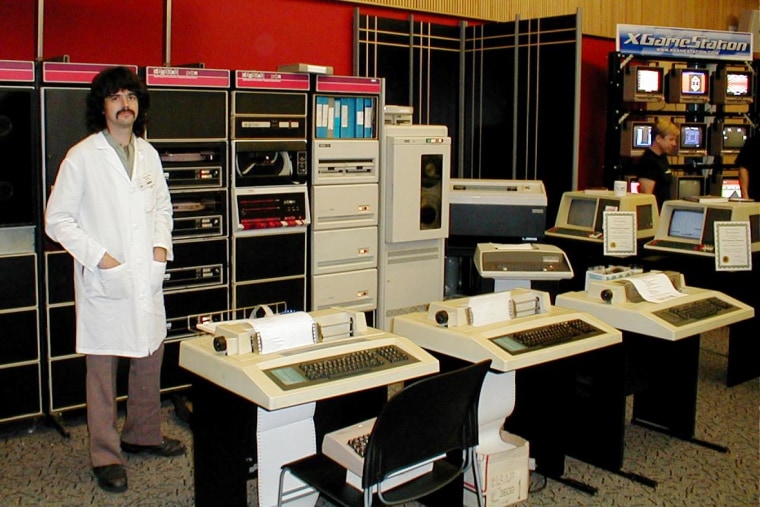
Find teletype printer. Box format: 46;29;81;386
393;289;624;493
180;307;438;507
555;270;754;340
392;288;621;372
179;307;438;410
555;269;754;458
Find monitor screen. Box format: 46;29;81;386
681;69;709;96
710;123;751;155
637;67;663;94
566;198;596;228
668;208;704;240
678;177;703;199
712;68;754;104
679;123;707;154
721;178;741;198
668;68;710;103
621;121;655;157
725;71;752;97
624;66;664;102
723;125;749;150
632;123;654;149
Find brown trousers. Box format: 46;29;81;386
86;343;164;467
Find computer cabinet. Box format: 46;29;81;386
605;52;759;197
144;67;233;393
39;65;233;416
309;75;383;313
0;62;41;424
0;251;42;423
229;71;312;313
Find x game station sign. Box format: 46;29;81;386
617;24;753;61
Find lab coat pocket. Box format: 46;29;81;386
97;263;130;300
150;260;167;295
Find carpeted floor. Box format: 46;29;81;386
0;329;756;506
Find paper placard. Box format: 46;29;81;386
714;221;752;271
603;211;637;257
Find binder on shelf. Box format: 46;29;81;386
316;96;329;138
333;97;342;138
355;97;365;139
327;97;336;138
340;98;353;138
363;97;374;138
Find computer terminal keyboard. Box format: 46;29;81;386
653;297;738;326
646;239;710;252
264;345;417;390
347;433;371;458
491;318;604;355
548;227;600;238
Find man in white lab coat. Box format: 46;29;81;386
45;66;184;494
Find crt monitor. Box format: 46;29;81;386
674;175;704;199
546;190;659;241
566;197;597;229
709;124;751;155
668;207;705;241
720;177;742;198
620;121;654;157
678;123;708;156
667;68;710;104
647;200;759;254
623;66;664;102
711;68;754;105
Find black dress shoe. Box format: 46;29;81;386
121;437;186;457
93;464;127;493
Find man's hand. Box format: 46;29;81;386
153;247;167;262
98;252;121;269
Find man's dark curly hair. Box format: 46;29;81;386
86;66;150;136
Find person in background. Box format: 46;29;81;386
636;118;679;208
44;66;184;494
735;131;759;200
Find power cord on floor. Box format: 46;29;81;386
528;470;548;494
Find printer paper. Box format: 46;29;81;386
251;311;317;353
478;370;516;438
469;292;513;327
626;273;685;303
257;403;318;507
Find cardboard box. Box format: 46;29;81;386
463;431;529;507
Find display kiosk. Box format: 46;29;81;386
556;270;753;447
641;198;760;386
180;307;438;507
393;289;635;493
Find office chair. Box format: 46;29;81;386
276;359;491;507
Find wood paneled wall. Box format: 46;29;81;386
339;0;758;37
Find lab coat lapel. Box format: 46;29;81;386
95;131;133;181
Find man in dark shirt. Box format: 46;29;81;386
735;132;759;201
636;119;679;208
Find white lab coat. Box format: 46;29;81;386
45;132;173;358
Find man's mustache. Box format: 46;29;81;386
117;108;136;117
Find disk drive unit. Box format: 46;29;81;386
383;125;451;243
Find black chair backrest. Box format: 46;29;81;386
362;359;491;488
